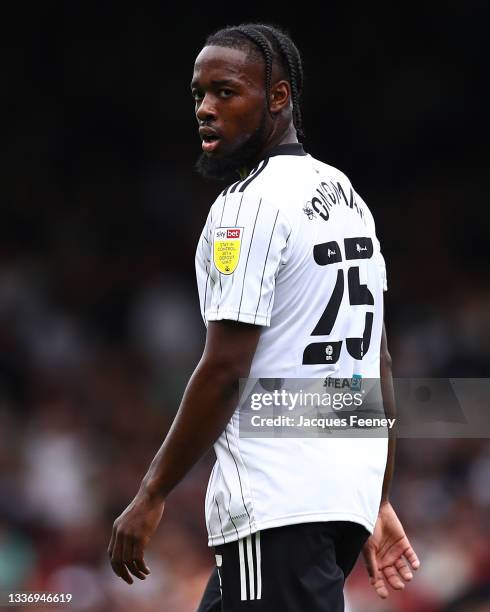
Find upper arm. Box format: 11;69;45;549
201;320;262;380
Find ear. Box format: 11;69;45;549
269;80;291;114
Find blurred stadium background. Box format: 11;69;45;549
2;3;489;611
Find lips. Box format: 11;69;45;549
199;126;221;153
202;138;220;153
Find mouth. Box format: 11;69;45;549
201;133;221;153
199;127;222;154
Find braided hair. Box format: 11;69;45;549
205;23;305;141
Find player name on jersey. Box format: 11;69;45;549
303;179;364;222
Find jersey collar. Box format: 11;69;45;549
237;143;307;180
263;143;307;159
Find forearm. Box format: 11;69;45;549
139;361;241;500
381;424;396;504
380;323;396;504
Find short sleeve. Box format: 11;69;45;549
206;197;292;326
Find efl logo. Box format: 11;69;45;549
227;229;241;239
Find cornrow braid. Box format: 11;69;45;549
205;23;305;141
233;26;274;120
254;25;304;141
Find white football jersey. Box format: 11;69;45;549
195;144;388;546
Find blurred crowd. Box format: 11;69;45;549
1;176;489;611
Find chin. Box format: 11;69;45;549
195;151;243;182
195;120;267;182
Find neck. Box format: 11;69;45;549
238;123;298;178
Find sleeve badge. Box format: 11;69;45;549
213;227;242;274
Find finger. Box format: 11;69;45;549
382;565;405;590
404;545;420;571
112;531;133;585
395;557;413;582
133;539;151;575
122;532;133;566
128;560;148;580
111;559;134;585
372;577;389;599
126;538;148;580
362;543;377;581
363;544;388;599
122;534;145;581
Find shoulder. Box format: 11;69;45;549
206;158;290;224
215;155;306;221
307;155;355;189
306;155;380;230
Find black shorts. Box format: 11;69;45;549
197;521;370;612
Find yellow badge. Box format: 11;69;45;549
213;227;242;274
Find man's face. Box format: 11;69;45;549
191;45;269;180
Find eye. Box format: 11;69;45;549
192;90;203;102
219;88;234;99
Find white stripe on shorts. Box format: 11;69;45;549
255;531;262;600
238;538;247;601
246;535;255;600
237;533;262;601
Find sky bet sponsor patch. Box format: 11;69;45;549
213;227;242;274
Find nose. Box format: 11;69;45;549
196;93;217;122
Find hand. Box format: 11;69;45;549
362;501;420;599
108;490;165;584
